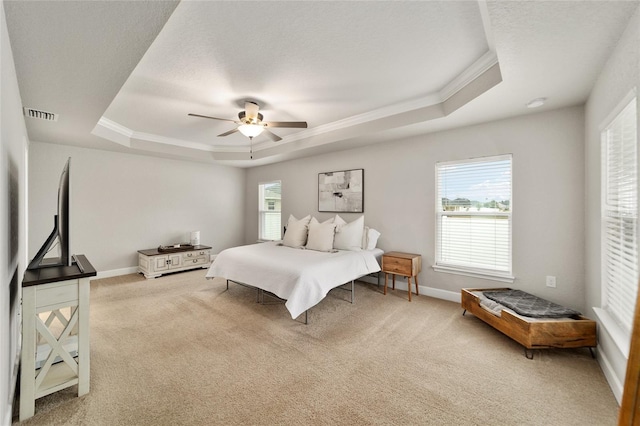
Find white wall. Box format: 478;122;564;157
0;2;29;423
28;142;245;274
584;6;640;403
246;106;586;310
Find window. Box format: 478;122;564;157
434;154;513;281
259;181;281;241
601;95;638;335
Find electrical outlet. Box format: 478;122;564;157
546;276;556;288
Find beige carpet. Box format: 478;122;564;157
15;269;619;425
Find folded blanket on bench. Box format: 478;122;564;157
483;289;581;318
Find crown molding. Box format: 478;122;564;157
439;51;498;103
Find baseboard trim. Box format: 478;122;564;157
420;286;461;303
95;266;138;279
597;347;623;404
358;274;460;303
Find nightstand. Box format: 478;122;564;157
382;252;422;301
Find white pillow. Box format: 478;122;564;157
366;228;381;250
333;215;364;251
282;215;311;248
310;216;334;225
287;214;310;226
362;226;370;249
334;215;347;230
306;221;337;252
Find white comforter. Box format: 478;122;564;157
206;242;381;318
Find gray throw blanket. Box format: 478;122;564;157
482;289;581;318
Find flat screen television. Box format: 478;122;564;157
27;157;72;270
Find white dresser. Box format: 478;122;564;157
138;245;212;279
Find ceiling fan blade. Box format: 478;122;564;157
218;128;239;137
245;101;260;122
264;121;308;128
188;113;237;123
263;129;282;142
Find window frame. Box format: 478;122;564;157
596;89;638;353
258;180;282;241
433;154;514;283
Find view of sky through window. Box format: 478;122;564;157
438;158;511;212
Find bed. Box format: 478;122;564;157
206;241;382;320
461;288;597;358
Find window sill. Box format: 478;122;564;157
432;265;515;283
593;307;630;359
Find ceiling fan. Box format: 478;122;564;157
188;101;307;142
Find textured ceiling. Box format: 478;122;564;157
5;1;639;167
104;1;488;145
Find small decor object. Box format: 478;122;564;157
190;231;200;245
318;169;364;212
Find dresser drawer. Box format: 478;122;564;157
183;250;210;261
183;256;208;266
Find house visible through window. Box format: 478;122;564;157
259;181;281;240
434;154;513;281
601;94;638;336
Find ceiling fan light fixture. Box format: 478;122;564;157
238;123;264;138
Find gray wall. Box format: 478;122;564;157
1;2;29;422
245;106;586;310
584;6;640;403
28;142;246;273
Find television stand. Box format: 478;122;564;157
138;245;212;279
20;255;96;421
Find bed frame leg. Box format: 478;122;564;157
226;279;229;291
524;348;534;360
462;309;466;316
305;310;308;325
589;347;595;359
351;280;355;304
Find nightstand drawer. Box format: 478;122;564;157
382;252;422;277
383;257;413;276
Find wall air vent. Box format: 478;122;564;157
23;107;58;122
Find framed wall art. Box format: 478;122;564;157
318;168;364;213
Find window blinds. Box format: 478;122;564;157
259;181;282;241
436;155;512;275
602;97;638;334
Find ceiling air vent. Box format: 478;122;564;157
23;107;58;122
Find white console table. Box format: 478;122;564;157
138;245;211;279
20;255;96;421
